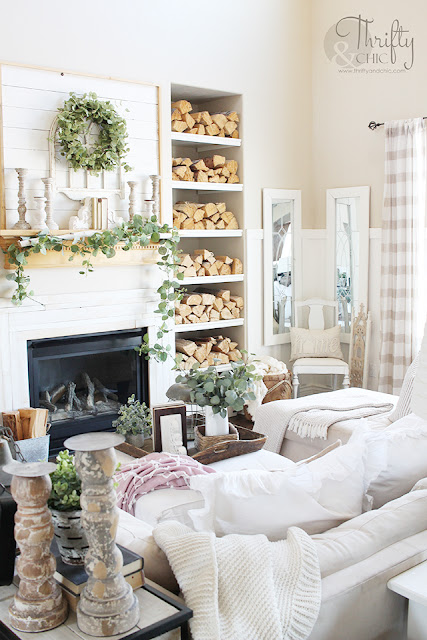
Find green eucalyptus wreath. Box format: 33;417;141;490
56;92;132;174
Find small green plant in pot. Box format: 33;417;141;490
113;394;152;448
176;360;259;437
48;450;88;565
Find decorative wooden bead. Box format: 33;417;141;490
64;432;139;637
3;461;68;633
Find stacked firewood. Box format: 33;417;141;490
178;249;243;278
172;155;239;184
171;100;239;138
175;289;243;325
176;335;243;370
2;408;48;440
173;201;238;231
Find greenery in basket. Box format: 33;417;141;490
48;450;81;512
113;394;153;437
4;215;184;362
175;360;261;418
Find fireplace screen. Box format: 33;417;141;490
28;329;148;453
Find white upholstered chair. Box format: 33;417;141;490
292;299;349;398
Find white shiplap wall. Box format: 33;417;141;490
1;65;159;229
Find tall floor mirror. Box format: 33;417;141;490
263;189;301;345
326;186;370;341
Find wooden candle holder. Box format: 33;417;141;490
3;461;68;632
64;432;139;637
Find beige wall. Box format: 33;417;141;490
311;0;426;228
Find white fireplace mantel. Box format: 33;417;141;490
0;288;175;412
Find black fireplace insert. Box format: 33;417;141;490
27;329;149;454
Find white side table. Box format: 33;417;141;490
388;561;427;640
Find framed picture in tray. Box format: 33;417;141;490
152;402;187;455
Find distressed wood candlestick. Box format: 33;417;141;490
41;177;58;230
3;461;68;632
150;174;160;218
64;432;139;637
13;168;30;230
127;181;138;222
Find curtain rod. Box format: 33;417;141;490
368;117;427;131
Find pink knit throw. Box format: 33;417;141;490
115;452;216;515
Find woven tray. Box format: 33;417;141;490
192;425;267;464
194;424;238;452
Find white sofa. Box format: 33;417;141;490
254;387;398;461
116;440;427;640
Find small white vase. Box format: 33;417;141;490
205;406;229;436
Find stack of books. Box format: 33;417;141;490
52;542;144;611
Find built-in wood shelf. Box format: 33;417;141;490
174;318;244;333
172;181;243;192
171;132;241;148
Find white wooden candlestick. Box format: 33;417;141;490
64;432;139;637
127;181;138;222
149;175;160;219
33;196;48;230
13;168;30;230
41;178;58;230
145;200;154;218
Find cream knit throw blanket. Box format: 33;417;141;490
154;522;321;640
256;398;394;452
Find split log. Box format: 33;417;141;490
210;308;220;321
176;339;197;357
228;349;243;362
204;219;215;229
230;295;244;308
171;108;181;121
200;293;216;305
187;314;200;324
225;300;237;310
215;202;227;214
203;203;218;217
211;113;228;129
177;304;194;318
194;171;209;182
179;253;194;268
173;166;187;179
191;159;208;172
192;111;212;126
212;338;230;354
182;112;195;129
194;249;215;263
228;174;240;184
64;381;82;413
205;123;220;136
172;120;188;133
225;160;238;174
213;297;224;311
196;124;205;135
2;411;23;440
191;305;206;318
220;307;233;320
194;343;207;363
193;209;205;222
172;157;183;167
171;100;192;115
219;263;232;276
181;293;202;306
224;121;237;136
204;155;226;169
231;258;243;274
231;307;241;319
80;373;95;410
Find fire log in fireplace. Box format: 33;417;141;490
28;329;149;454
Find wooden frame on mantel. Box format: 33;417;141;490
0;61;164;246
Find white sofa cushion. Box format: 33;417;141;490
290;325;344;361
313;488;427;578
364;412;427;508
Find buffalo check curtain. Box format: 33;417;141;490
379;118;426;394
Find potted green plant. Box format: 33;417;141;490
48;449;88;565
113;394;152;448
176;361;259;437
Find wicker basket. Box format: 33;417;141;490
244;371;293;420
194;424;239;452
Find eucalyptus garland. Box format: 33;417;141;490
4;216;183;362
56;92;132;174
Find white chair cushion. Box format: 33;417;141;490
290;325;344;361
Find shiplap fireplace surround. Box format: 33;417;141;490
0;288;175;414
